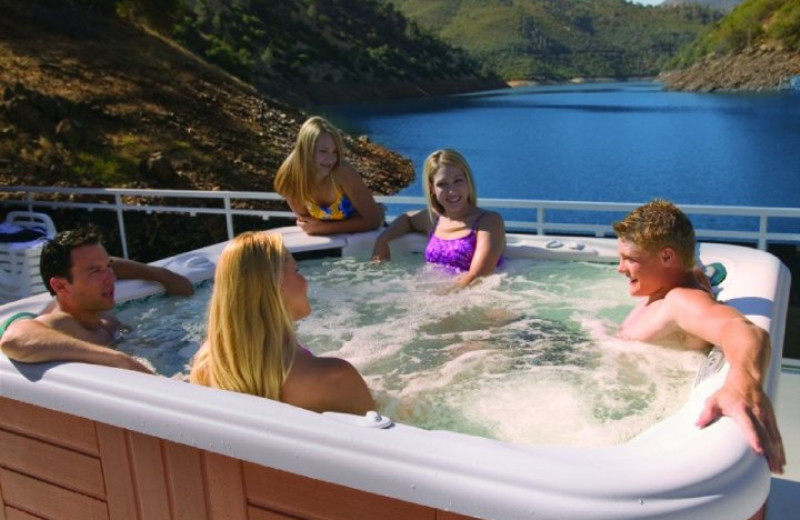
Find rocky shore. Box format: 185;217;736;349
659;48;800;92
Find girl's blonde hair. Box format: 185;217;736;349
190;232;295;400
274;116;345;205
422;149;478;217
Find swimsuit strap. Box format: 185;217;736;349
330;181;343;201
428;214;440;238
431;210;484;238
471;211;486;232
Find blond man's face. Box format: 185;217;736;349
616;239;668;298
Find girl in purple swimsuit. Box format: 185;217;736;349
372;149;506;289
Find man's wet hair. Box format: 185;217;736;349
40;226;103;295
613;199;696;270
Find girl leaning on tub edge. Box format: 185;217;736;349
274;116;384;236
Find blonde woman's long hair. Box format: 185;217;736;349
190;232;296;400
422;149;478;219
274;116;345;205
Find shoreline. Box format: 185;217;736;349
263;78;510;107
506;76;658;88
659;48;800;92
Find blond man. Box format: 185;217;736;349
614;199;784;474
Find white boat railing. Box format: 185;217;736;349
1;185;798;258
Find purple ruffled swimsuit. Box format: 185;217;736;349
424;213;503;272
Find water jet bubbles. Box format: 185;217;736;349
298;253;705;445
116;252;703;446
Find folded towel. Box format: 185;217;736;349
0;224;47;244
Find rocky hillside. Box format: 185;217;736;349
173;0;505;106
0;2;414;260
660;0;800;91
659;47;800;91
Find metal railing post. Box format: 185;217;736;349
537;207;544;235
759;215;768;251
224;197;234;240
115;194;129;259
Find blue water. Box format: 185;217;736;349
322;82;800;217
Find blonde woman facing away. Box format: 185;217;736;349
190;231;374;414
372;149;505;288
274;116;384;235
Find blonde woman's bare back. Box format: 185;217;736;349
281;346;374;415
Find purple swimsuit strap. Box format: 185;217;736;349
430;211;485;237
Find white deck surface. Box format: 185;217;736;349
767;365;800;518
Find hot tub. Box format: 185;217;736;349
0;228;789;520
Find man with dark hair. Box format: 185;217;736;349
0;226;193;373
614;199;785;474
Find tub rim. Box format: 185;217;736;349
0;228;788;520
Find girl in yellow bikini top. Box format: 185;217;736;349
274;116;382;232
305;183;355;221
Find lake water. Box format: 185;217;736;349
322;82;800;212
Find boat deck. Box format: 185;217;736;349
768;363;800;518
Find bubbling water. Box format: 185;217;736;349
300;255;704;447
114;284;210;377
115;254;705;447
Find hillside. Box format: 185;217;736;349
388;0;720;81
0;1;415;259
659;47;800;90
661;0;800;90
172;0;505;106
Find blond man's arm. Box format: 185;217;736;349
667;289;785;474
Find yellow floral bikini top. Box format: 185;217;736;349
306;184;355;220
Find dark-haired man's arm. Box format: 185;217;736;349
0;318;153;373
111;257;194;296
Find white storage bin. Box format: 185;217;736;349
0;212;57;303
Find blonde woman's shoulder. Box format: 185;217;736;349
282;351;372;414
332;160;361;181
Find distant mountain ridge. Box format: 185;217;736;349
663;0;743;12
388;0;721;81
